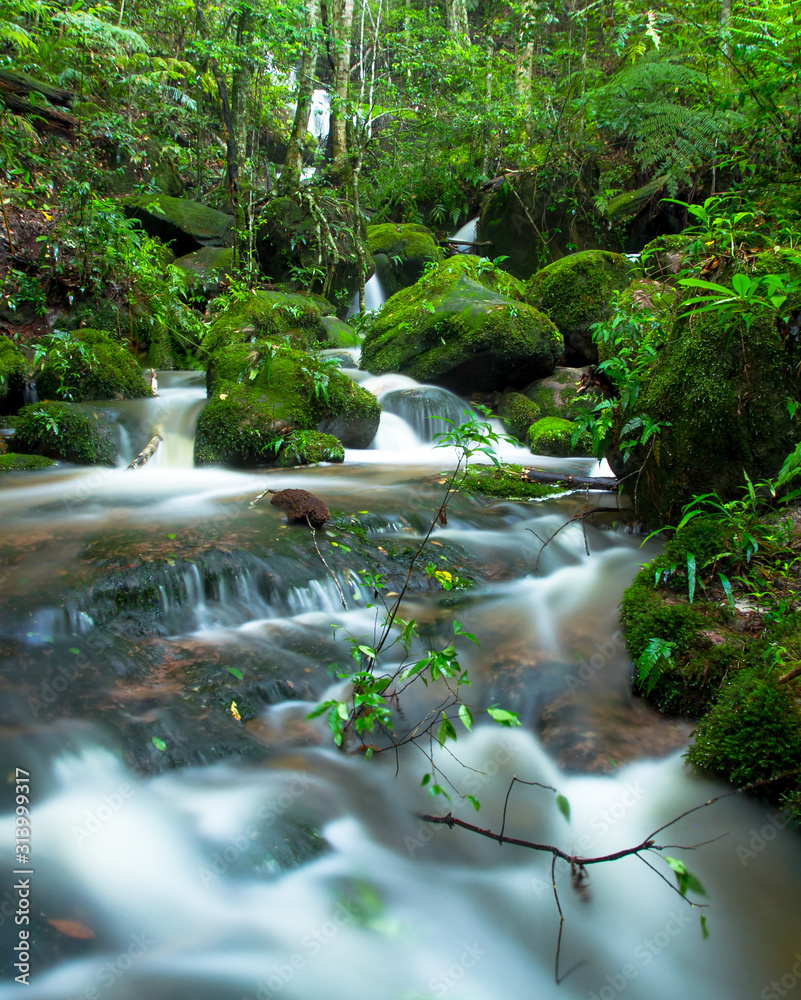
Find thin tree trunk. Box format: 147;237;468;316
330;0;355;179
279;0;321;194
230;7;254;174
209;57;239;211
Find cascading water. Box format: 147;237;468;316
450;217;479;254
1;368;800;1000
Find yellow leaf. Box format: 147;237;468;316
229;701;241;721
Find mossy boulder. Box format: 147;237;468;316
203;292;328;357
11;401;118;466
367;223;443;297
526;251;637;365
0;453;56;472
174;247;235;297
497;391;541;441
255;195;372;306
35;329;153;402
196;344;380;465
618;250;801;527
121;195;234;256
359;255;562;394
275;430;344;467
0;337;30;414
527;416;592;457
640;234;702;280
321;315;360;348
524;367;597;420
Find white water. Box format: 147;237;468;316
0;372;799;1000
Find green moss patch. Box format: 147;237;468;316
203;291;327;356
498;391;540;441
528;416;592;457
11;401;118;466
0;452;56;472
0;337;30;414
367;223;443;297
35;329;153;402
458;463;563;501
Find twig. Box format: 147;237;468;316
530;509;605;573
500;776;557;844
307;518;348;611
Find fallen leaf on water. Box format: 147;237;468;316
47;918;95;939
230;701;241;721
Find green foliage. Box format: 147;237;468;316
34;329;151;402
11;400;118;466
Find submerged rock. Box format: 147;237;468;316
360;255;562;394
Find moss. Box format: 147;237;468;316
527;416;592;457
0;452;56;471
640;234;703;280
627;252;801;527
203;292;327;356
524;367;595;420
686;667;801;788
360;256;562;393
367;223;444;297
35;329;153;402
0;337;30;414
321;315;360;348
276;430;344;467
498;391;541;441
526;251;637;364
458;463;562;501
122;195;234;255
174;247;235;293
11;401;118;466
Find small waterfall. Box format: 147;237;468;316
449;217;479;254
379;386;471;443
346;272;387;318
22;379;38;405
309;89;330;145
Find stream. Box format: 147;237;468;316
1;369;800;1000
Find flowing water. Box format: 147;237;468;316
1;368;800;1000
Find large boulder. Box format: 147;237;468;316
366;223;443;298
614;250;801;527
526;251;636;365
255;195;373;307
195;344;380;466
524;366;597;420
174;247;235;299
121;195;234;256
202;291;328;357
0;337;31;414
11;401;118;466
34;329;152;402
359;255;563;394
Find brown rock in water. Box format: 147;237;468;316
269;489;329;527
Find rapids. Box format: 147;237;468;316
0;370;799;1000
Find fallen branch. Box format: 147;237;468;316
523;468;621;491
778;663;801;685
126;433;162;470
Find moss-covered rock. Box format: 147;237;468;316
526;251;637;365
0;337;30;415
11;401;118;466
359;255;562;394
255;195;372;306
275;430;344;467
497;391;540;441
35;329;153;402
619;250;801;527
458;463;563;501
121;195;234;256
527;416;592;457
321;315;360;348
524;367;597;420
0;452;56;472
196;344;380;465
203;292;328;356
367;223;443;297
174;247;235;297
640;234;702;280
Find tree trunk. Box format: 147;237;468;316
230;7;254;174
330;0;354;179
279;0;321;195
209;57;239;210
445;0;469;46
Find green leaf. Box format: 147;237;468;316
69;647;80;655
151;737;166;752
454;621;480;645
664;856;707;897
700;915;709;940
458;704;473;731
719;573;735;612
437;712;458;744
227;667;243;680
358;644;376;658
687;551;696;603
420;773;431;786
487;706;521;727
466;794;480;811
556;793;571;823
364;747;373;761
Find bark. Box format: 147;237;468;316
330;0;354;179
209;57;239;208
279;0;321;195
230;6;254;173
126;434;163;470
445;0;469;46
522;469;621;491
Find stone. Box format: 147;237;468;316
269;488;329;527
